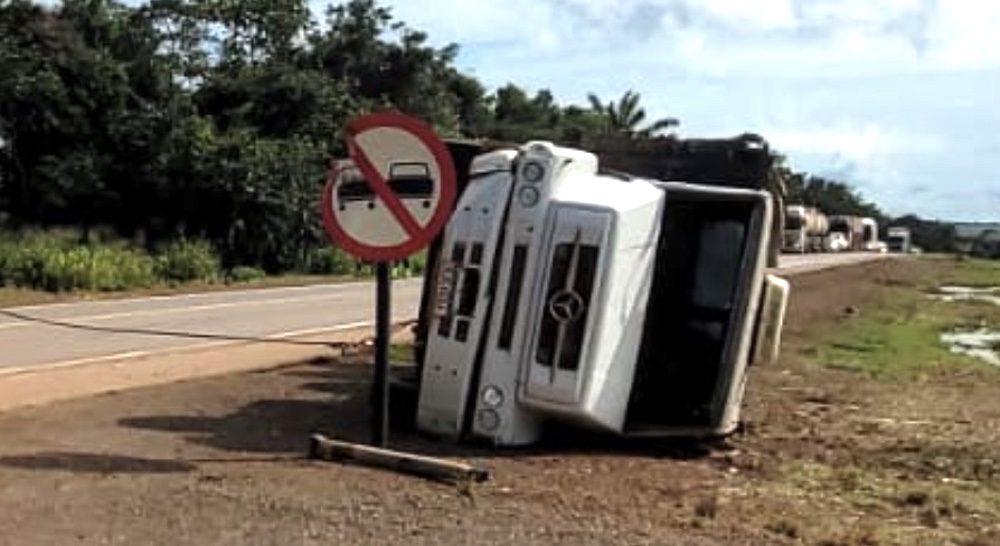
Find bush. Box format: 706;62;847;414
408;251;427;275
227;266;267;283
154;239;221;283
0;232;157;292
307;246;356;275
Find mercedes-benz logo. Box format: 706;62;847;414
547;289;585;323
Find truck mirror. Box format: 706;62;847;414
750;274;790;367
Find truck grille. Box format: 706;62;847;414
497;245;527;350
534;229;599;380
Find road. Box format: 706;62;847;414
774;250;890;273
0;252;889;371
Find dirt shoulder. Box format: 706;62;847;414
0;258;998;546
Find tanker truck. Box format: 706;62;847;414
409;137;790;448
826;215;882;252
783;205;829;253
860;217;881;251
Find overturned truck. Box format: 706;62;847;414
406;135;791;447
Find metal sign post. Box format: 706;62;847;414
373;261;391;446
320;111;457;446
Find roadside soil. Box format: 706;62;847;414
0;258;998;546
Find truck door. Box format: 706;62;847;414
623;183;784;438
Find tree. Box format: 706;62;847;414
0;0;896;274
586;90;679;138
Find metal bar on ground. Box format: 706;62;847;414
308;433;490;485
373;262;391;447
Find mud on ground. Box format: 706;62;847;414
0;258;998;546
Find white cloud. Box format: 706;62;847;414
386;0;1000;76
696;0;799;30
767;124;944;158
762;124;944;206
322;0;1000;220
377;0;550;46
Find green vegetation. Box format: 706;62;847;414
389;343;414;363
766;458;1000;546
937;257;1000;287
0;0;919;299
807;258;1000;380
0;228;395;307
813;291;971;379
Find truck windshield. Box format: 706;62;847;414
784;216;803;230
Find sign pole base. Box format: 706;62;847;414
372;261;392;447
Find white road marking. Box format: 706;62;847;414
4;278;420;313
0;293;359;331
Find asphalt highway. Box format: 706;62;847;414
0;252;889;371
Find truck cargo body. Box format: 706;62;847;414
886;226;912;253
860;217;880;250
783;205;829;253
824;214;882;252
829;215;864;251
416;141;790;447
580;133;785;269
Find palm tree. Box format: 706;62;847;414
586;90;679;138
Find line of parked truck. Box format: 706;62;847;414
782;204;912;254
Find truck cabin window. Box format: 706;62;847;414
626;197;755;430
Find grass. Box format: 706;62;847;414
764;458;1000;546
0;272;365;309
735;256;1000;546
929;255;1000;288
805;257;1000;380
0;228;428;308
389;344;415;363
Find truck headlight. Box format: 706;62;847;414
480;385;504;408
517;186;540;207
521;160;545;183
476;408;501;431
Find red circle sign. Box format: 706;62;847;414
321;112;458;262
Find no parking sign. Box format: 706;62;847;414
321;112;458;262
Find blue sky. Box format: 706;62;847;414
370;0;999;222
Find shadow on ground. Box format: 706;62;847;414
0;452;196;474
117;356;721;463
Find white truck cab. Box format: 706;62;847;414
415;140;790;447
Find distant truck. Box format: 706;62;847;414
886;226;912;253
783;205;829;253
825;231;849;252
410;139;790;447
828;215;880;251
